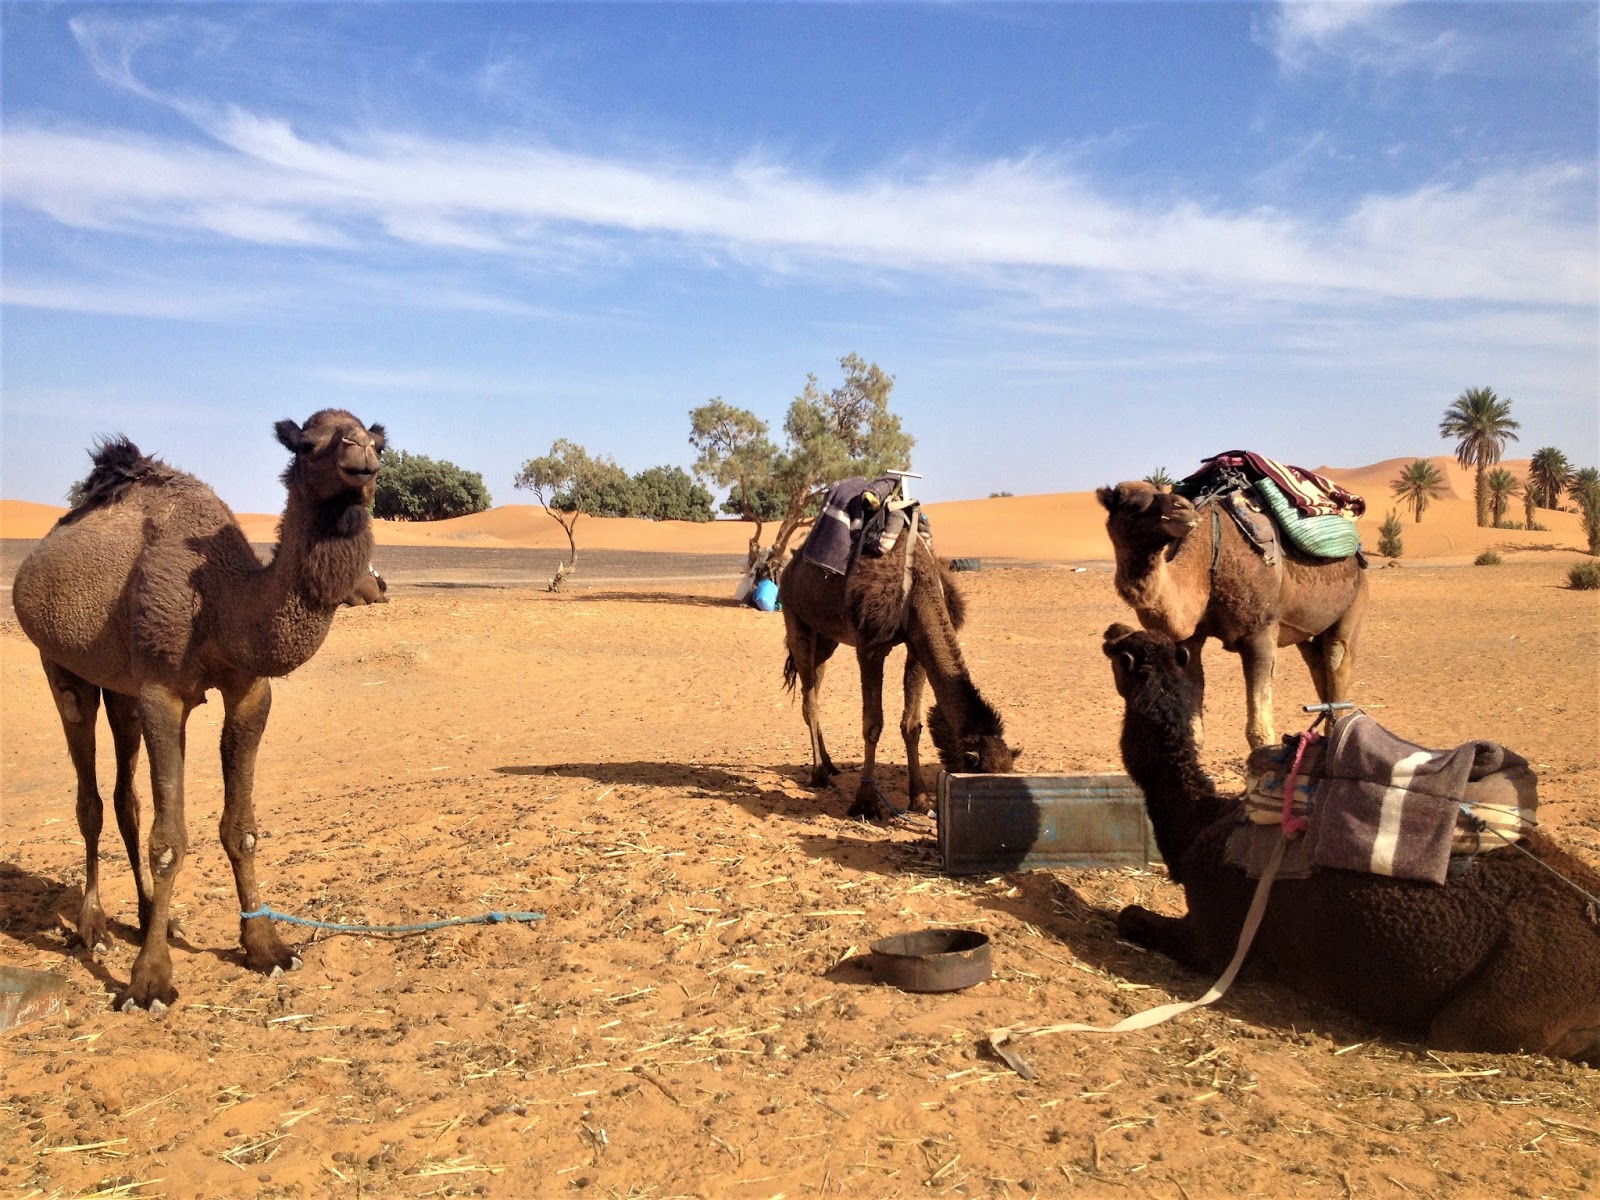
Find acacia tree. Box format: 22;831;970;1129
1389;459;1447;524
1528;446;1572;509
1485;468;1522;527
512;439;629;591
691;354;914;570
688;400;781;562
1439;386;1520;527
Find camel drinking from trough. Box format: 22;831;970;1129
11;410;386;1012
1102;623;1600;1063
779;503;1016;822
1099;479;1368;749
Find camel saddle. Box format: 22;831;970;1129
800;476;927;577
1225;711;1538;885
1178;450;1365;562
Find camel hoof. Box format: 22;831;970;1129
148;999;167;1017
92;940;109;960
289;955;303;973
120;996;138;1014
848;781;905;824
270;965;284;979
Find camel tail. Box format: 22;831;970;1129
59;436;175;526
783;652;799;694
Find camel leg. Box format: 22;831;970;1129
122;683;193;1012
791;628;842;787
901;653;932;814
1320;582;1366;703
1238;630;1278;750
102;690;152;939
217;677;299;977
849;645;899;822
1179;634;1208;750
41;660;110;957
1115;906;1223;976
1427;938;1600;1065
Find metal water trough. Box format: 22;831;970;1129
0;965;70;1033
936;773;1161;875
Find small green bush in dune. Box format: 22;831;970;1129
1567;562;1600;590
1474;549;1502;566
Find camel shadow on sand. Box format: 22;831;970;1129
0;860;272;996
573;589;739;609
960;865;1382;1047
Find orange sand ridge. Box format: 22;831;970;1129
1;456;1587;563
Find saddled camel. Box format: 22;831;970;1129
1098;480;1368;749
779;522;1016;821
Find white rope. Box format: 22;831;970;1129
990;835;1286;1057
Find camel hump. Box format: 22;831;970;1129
59;436;183;526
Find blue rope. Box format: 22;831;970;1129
240;905;544;936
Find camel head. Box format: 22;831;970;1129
1097;481;1199;550
1102;623;1196;710
928;700;1019;775
276;410;387;535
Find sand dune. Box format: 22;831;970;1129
2;456;1587;563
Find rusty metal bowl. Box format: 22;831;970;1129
868;928;992;993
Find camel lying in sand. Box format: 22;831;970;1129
1103;622;1600;1064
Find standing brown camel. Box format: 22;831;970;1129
1098;480;1368;749
11;411;385;1012
1103;623;1600;1063
779;527;1016;821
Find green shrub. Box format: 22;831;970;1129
1567;561;1600;590
374;448;492;521
1474;549;1502;566
1376;510;1403;558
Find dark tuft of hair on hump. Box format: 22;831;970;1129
58;435;171;526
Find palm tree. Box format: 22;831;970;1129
1439;387;1520;527
1571;467;1600;555
1485;468;1521;527
1390;459;1447;524
1144;467;1175;489
1528;446;1572;509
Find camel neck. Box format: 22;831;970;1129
1120;696;1230;881
222;487;372;678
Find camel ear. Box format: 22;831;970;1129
275;419;312;455
1095;486;1118;513
368;423;388;453
1173;645;1189;669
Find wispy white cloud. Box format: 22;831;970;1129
4;114;1591;311
1261;1;1471;76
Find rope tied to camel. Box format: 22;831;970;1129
239;905;545;936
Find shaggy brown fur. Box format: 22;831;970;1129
1103;622;1600;1065
343;568;389;606
1099;480;1369;749
779;525;1015;821
12;411;385;1012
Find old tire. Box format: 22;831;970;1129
948;557;982;572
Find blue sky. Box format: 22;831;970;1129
3;1;1596;514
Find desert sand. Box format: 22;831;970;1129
2;456;1598;1200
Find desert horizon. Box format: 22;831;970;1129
2;452;1590;567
